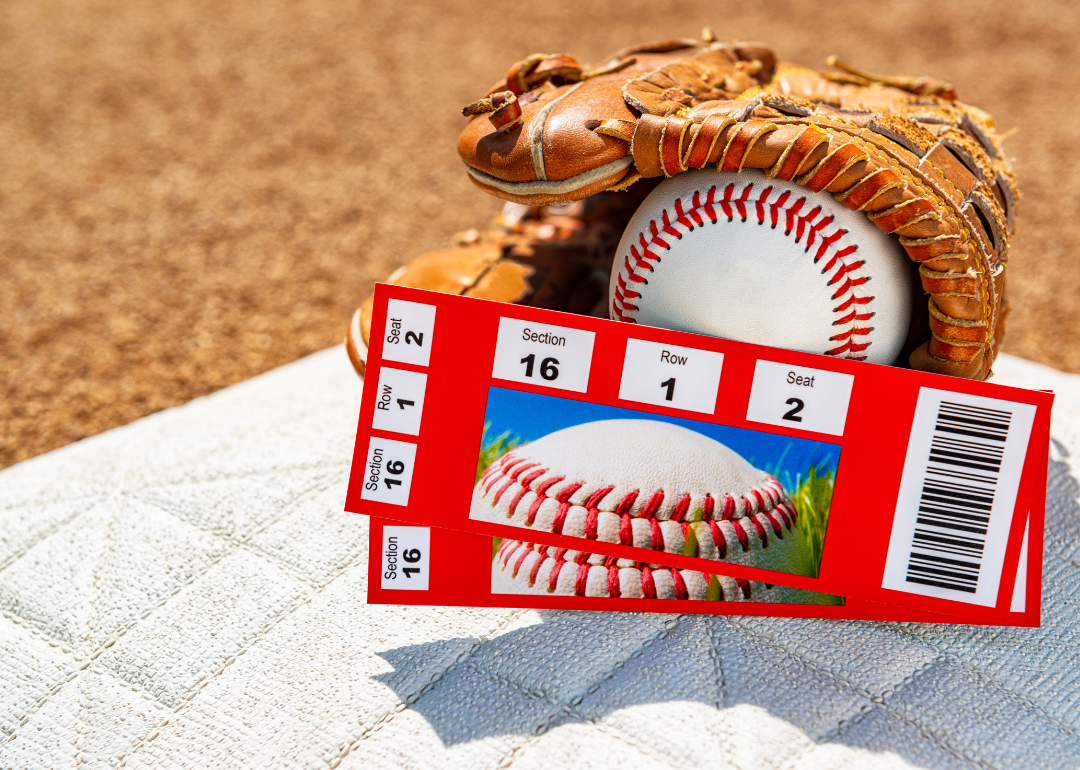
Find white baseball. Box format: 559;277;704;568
490;540;835;605
610;168;914;365
471;418;810;576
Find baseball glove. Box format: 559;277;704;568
347;31;1014;380
346;185;656;377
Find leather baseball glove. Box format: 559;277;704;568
347;31;1014;380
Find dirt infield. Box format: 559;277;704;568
2;0;1078;470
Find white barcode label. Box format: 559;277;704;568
1010;518;1030;613
882;388;1036;606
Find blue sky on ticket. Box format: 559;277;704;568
482;387;840;485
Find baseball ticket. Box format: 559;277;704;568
364;517;1039;625
346;284;1052;625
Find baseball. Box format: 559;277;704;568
610;168;915;365
490;539;834;604
471;418;810;576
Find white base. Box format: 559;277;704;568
1;349;1079;768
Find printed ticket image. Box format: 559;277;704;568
472;387;841;579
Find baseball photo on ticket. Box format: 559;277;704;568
346;284;1052;625
365;518;1040;625
473;387;838;580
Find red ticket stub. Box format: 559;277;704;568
364;518;1039;624
346;284;1052;625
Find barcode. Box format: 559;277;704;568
882;389;1036;606
903;402;1011;593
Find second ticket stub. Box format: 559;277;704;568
346;284;1052;625
365;518;1039;625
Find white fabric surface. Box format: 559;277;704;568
1;347;1078;769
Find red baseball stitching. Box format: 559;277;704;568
487;452;787;520
611;181;877;360
495;540;781;601
480;451;799;558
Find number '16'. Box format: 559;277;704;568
520;354;560;381
384;460;405;488
402;548;421;578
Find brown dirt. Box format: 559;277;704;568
2;0;1078;470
